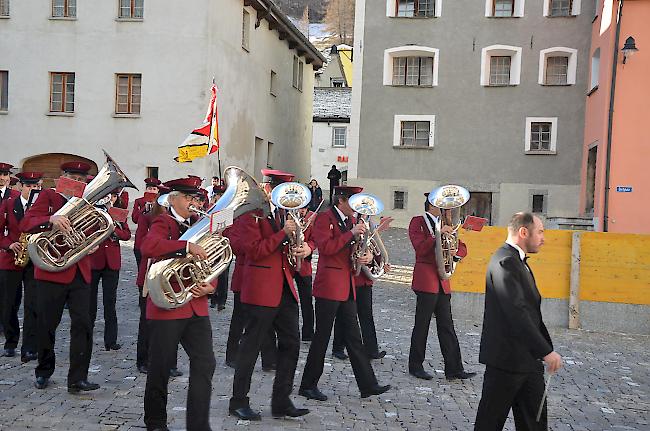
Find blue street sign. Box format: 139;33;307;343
616;186;633;193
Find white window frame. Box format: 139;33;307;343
538;47;578;85
386;0;442;17
332;126;347;148
384;46;440;87
543;0;581;17
590;48;600;92
393;114;435;148
525;117;558;154
485;0;526;17
481;45;522;86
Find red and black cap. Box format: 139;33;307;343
214;184;227;194
163;176;202;195
197;188;208;200
157;184;171;195
0;162;14;174
9;177;19;186
61;161;92;175
144;177;162;187
16;172;43;185
261;168;295;185
334;185;363;197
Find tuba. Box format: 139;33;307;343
146;166;270;309
428;185;470;280
270;182;311;272
28;151;136;272
349;193;389;281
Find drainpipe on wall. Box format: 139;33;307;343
603;0;624;232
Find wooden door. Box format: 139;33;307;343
22;153;98;189
461;192;493;225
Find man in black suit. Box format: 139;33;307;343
474;212;562;431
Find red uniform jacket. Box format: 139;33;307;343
115;190;129;209
223;224;245;293
409;215;467;294
312;208;357;301
141;212;209;320
0;195;28;271
19;188;92;284
131;196;148;225
296;211;317;278
1;188;20;201
232;209;298;307
90;221;131;271
354;270;373;288
134;209;153;251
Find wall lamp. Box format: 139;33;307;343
621;36;639;64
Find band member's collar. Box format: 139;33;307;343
333;205;347;222
169;206;189;224
505;240;527;261
20;195;29;208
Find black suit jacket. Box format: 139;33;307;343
479;244;553;373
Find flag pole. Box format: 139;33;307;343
207;78;223;182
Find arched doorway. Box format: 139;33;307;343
22;153;99;189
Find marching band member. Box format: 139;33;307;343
0;163;19;200
89;192;131;351
407;193;475;381
0;171;41;360
293;205;317;342
228;169;308;421
141;177;216;431
131;177;161;226
299;186;391;401
20;161;100;393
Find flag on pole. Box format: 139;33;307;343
176;84;220;163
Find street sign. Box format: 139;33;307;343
616;186;633;193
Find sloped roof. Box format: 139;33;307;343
313;87;351;121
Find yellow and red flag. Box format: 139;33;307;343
176;84;220;163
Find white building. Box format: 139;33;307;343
0;0;324;190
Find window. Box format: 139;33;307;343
0;0;9;16
50;72;75;113
388;0;441;17
292;56;303;91
332;127;347;147
146;166;159;179
115;73;141;115
267;142;274;168
585;145;597;214
393;115;435;148
481;45;522;86
485;0;525;17
590;48;600;91
242;9;250;50
384;46;440;87
532;194;545;213
0;71;7;111
270;70;277;96
298;61;304;91
549;0;572;16
393;191;406;210
118;0;143;19
525;117;558;154
539;47;578;86
52;0;76;17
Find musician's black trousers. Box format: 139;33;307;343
144;314;216;431
211;264;230;306
474;366;547;431
35;272;93;385
332;284;380;357
225;292;277;367
136;285;148;367
300;295;378;393
294;274;314;340
134;248;142;269
89;268;119;347
229;286;298;411
408;291;464;376
0;267;35;352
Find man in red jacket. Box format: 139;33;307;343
89;192;131;351
0;162;20;201
407;193;475;381
140;176;216;431
299;186;391;401
228;169;309;421
131;177;161;270
0;171;42;360
20;161;100;393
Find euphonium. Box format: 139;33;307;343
146;166;270;309
13;233;32;268
270;182;311;272
349;193;388;280
28;151;136;272
427;185;470;280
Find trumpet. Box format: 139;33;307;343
270;182;312;272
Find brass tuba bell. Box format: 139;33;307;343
349;193;389;281
270;182;312;272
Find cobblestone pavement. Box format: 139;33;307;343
0;228;648;430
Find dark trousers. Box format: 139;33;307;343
229;287;299;411
136;285;148;367
89;267;119;347
0;268;29;350
144;315;216;431
294;274;314;340
332;285;380;357
301;296;378;392
225;292;277;367
134;248;142;269
474;366;548;431
21;266;38;354
408;291;464;376
210;264;230;307
35;272;93;385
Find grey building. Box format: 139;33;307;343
350;0;594;227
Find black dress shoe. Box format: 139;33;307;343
370;351;387;360
301;336;313;343
105;343;122;351
332;350;348;360
169;368;183;377
272;405;310;418
21;352;37;363
35;377;49;389
360;384;391;398
262;363;276;372
149;427;170;431
217;304;226;311
68;380;100;393
3;348;16;357
409;369;434;380
225;360;236;369
446;371;477;380
137;364;148;374
209;302;217;309
298;387;328;401
229;406;261;421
